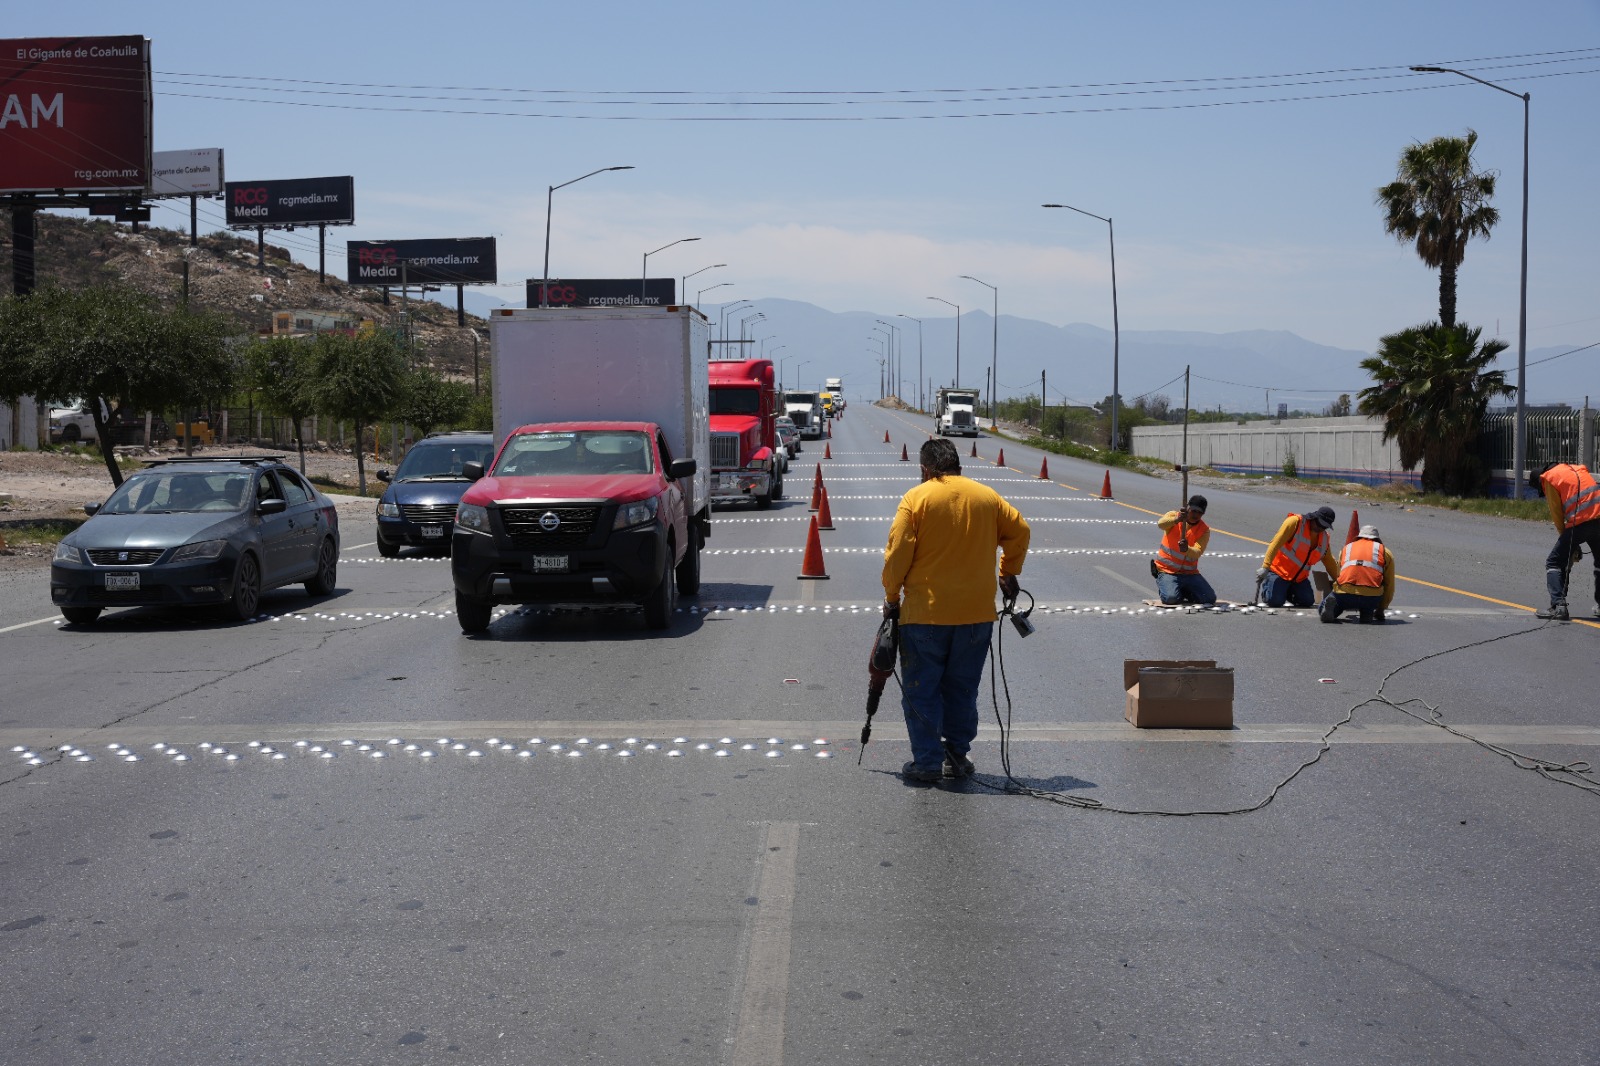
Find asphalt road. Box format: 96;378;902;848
2;404;1598;1066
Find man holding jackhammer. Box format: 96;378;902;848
1256;506;1339;608
1530;461;1600;621
1153;495;1217;605
882;437;1031;784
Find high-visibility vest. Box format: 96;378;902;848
1338;538;1387;589
1544;464;1600;528
1268;513;1328;582
1156;516;1208;575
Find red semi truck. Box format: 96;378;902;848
708;357;784;509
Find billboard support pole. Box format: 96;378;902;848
257;227;265;270
318;224;326;285
10;202;35;298
189;196;198;248
456;284;465;328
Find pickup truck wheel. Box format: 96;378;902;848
60;606;101;625
643;556;675;630
456;591;493;634
61;423;81;443
675;529;701;596
772;469;784;500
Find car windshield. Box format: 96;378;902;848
393;441;494;480
492;431;654;477
710;389;761;416
100;471;252;514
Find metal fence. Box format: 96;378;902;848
1477;409;1596;471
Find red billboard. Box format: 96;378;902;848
0;36;152;194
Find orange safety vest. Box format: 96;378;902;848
1544;463;1600;528
1338;538;1387;589
1155;516;1207;575
1268;513;1328;582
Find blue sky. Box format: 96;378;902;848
10;2;1600;403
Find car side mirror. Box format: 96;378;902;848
668;458;697;480
258;498;288;516
376;468;391;482
462;461;485;481
83;502;101;516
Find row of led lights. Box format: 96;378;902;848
14;736;834;764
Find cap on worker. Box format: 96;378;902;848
1309;506;1336;529
1186;494;1208;514
1529;462;1558;492
1358;524;1381;541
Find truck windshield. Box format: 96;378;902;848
492;430;655;477
785;392;818;405
948;393;978;405
710;389;761;416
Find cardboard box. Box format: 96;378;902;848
1123;659;1234;729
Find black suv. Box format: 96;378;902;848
375;432;496;556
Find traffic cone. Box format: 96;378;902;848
1100;470;1113;499
797;515;829;579
996;448;1005;467
900;444;909;462
970;441;978;458
826;420;833;439
883;430;891;444
1038;457;1050;480
823;442;832;460
817;486;836;531
1346;508;1360;546
809;464;823;512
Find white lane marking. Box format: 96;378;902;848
0;615;58;634
729;821;801;1066
1095;564;1157;597
343;541;376;551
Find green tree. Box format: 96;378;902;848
1323;393;1352;417
1376;130;1499;329
1358;322;1513;495
311;330;409;494
394;365;474;439
244;336;319;474
0;286;238;485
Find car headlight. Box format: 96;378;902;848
377;501;400;518
172;539;228;561
53;542;81;564
455;502;490;533
612;496;659;530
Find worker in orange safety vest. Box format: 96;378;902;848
1152;495;1216;605
1530;462;1600;621
1255;506;1338;607
1318;524;1396;624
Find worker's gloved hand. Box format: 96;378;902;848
999;574;1020;601
1572;545;1585;566
1255;566;1268;580
882;600;900;620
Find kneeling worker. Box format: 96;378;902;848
1530;461;1600;621
1153;495;1216;605
1256;506;1338;607
1319;524;1395;623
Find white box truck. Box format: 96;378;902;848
450;306;711;631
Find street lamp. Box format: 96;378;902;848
1412;64;1531;497
898;314;924;411
1043;203;1120;450
719;300;752;343
542;165;633;307
738;312;765;354
697;281;733;306
960;275;999;428
927;297;961;385
793;359;811;392
871;324;896;399
682;263;726;307
875;320;901;401
642;237;700;300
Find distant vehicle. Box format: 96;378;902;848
709;358;784;509
374;431;496;557
49;455;340;625
783;390;826;440
824;378;844;412
48;402;169;446
774;415;802;456
935;387;981;437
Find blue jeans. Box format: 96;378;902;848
1261;573;1315;607
1156;570;1216;605
898;622;993;773
1320;591;1380;622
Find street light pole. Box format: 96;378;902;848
1043;203;1119;450
542;165;633;307
927;296;960;385
898;314;924;411
643;237;700;301
875;320;901;400
682;263;726;309
960;275;998;428
720;300;752;344
698;281;733;306
1411;64;1531;497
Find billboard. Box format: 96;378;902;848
526;278;677;308
347;238;498;286
0;36;152;194
149;148;224;196
224;175;354;227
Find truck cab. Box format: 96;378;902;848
783;390;826;440
936;388;981;437
709;358;783;509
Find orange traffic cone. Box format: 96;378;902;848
1100;470;1113;499
883;430;891;444
1038;457;1050;480
996;448;1005;467
823;442;832;460
1346;508;1360;546
797;515;829;580
900;444;909;462
809;464;823;512
817;486;836;531
826;420;833;439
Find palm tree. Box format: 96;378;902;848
1376;131;1499;329
1358;322;1513;495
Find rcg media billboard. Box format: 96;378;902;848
347;238;498;286
525;278;677;308
149;148;224;196
0;35;151;194
225;175;355;227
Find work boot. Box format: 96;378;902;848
1317;595;1340;624
1593;603;1600;619
900;761;941;785
943;752;975;778
1536;604;1570;621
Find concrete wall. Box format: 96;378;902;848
0;399;40;451
1130;416;1419;488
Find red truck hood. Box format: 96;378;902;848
462;473;661;506
707;414;759;435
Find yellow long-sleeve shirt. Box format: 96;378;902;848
1262;513;1339;582
1333;542;1397;609
882;474;1031;625
1546;481;1567;532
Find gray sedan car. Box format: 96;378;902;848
49;456;340;625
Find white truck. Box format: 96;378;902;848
783;390;826;440
450;306;711;631
935;387;981;437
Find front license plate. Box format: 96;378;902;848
104;572;140;590
529;554;569;574
420;525;445;538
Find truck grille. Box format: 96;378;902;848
400;503;458;524
951;410;973;426
790;411;810;427
711;432;740;470
500;505;601;551
86;548;165;566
